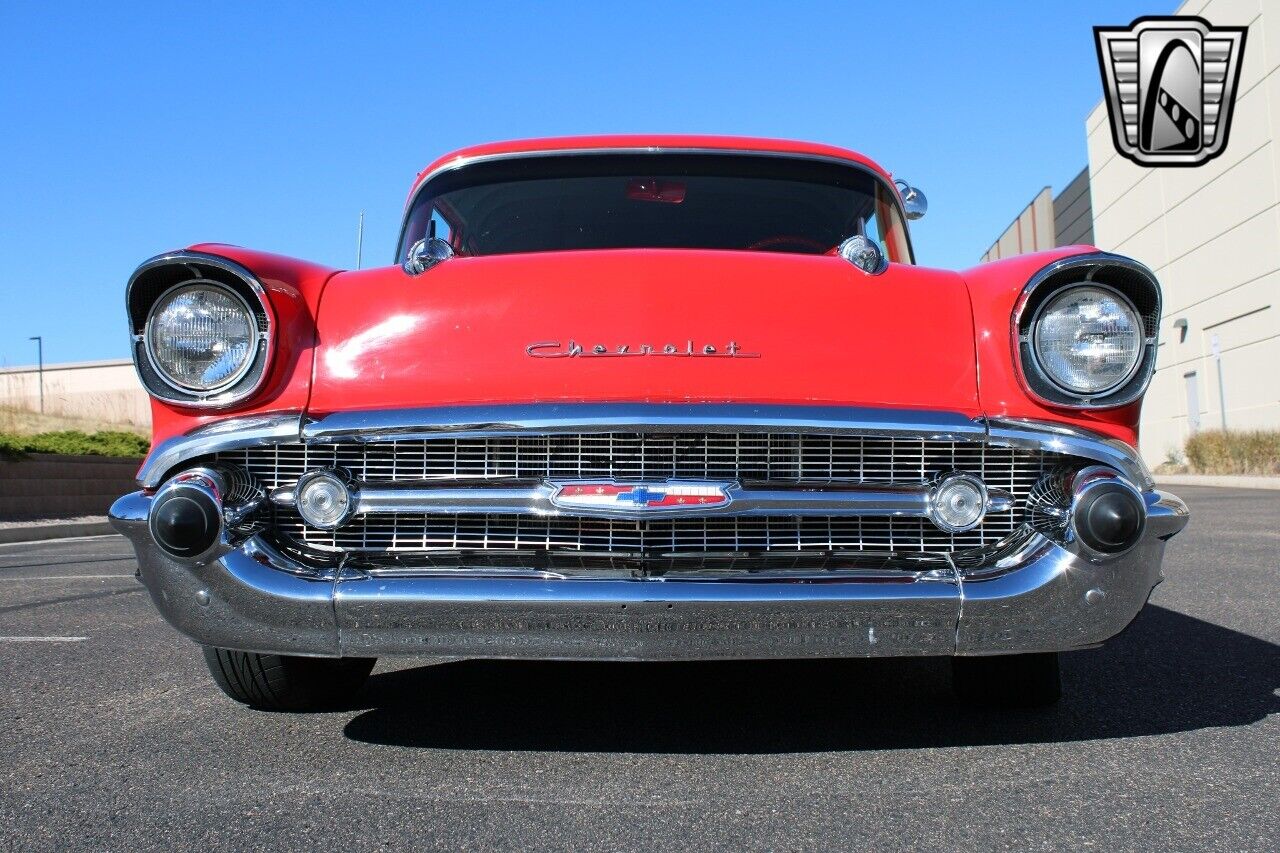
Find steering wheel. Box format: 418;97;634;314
746;235;830;253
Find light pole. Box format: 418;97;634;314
28;336;43;414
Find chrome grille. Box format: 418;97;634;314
218;433;1036;484
272;513;1022;554
213;433;1055;557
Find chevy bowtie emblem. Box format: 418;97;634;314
1095;16;1247;167
550;481;731;513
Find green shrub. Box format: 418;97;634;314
1184;429;1280;475
0;430;149;460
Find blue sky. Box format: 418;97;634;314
0;0;1169;367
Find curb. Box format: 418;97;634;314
0;519;116;545
1156;475;1280;491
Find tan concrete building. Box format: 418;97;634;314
982;187;1056;261
984;0;1278;466
0;359;150;428
981;169;1096;263
1087;0;1279;465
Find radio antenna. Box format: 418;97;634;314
355;210;365;270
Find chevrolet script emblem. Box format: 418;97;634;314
550;481;731;514
1095;16;1247;167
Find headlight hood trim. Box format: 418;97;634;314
1012;251;1161;409
126;251;275;409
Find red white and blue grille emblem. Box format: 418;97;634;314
550;482;731;513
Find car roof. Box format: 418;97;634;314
408;135;895;205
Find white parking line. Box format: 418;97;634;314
0;636;88;643
0;534;123;549
0;571;136;578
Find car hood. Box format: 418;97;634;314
307;250;979;416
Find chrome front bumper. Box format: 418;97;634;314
109;488;1187;660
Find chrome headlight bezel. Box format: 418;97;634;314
126;252;274;408
1028;282;1145;397
143;281;261;395
1013;253;1161;409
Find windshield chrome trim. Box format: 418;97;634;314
396;147;917;265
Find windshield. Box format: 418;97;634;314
399;153;912;263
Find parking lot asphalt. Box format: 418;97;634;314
0;484;1276;852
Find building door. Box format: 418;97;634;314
1184;371;1201;433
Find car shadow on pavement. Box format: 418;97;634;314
342;605;1280;753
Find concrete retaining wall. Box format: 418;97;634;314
0;455;141;520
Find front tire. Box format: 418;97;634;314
951;652;1061;707
202;647;376;711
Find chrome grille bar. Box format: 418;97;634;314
270;479;999;520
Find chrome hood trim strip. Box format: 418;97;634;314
984;416;1153;489
138;412;303;489
300;404;987;443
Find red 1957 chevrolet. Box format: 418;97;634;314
110;135;1188;710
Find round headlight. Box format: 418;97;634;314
145;283;258;393
1032;285;1143;395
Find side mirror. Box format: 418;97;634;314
403;236;454;275
894;179;928;221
